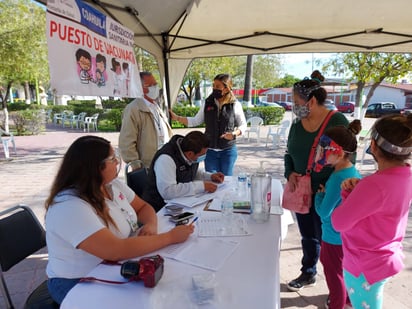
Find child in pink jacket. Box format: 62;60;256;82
332;114;412;309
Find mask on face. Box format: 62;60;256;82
195;154;206;163
146;85;159;100
313;135;343;172
292;102;310;118
212;88;223;99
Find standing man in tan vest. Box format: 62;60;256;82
119;72;173;169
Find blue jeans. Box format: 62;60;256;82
48;277;81;304
295;201;322;276
205;146;238;176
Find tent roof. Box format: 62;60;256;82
77;0;412;58
39;0;412;104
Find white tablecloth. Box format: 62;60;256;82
61;178;293;309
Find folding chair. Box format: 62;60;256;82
125;160;148;197
0;205;59;309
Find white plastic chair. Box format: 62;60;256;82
44;110;52;123
83;113;99;132
266;119;290;148
53;110;70;126
61;111;74;128
244;116;264;142
0;129;16;159
71;112;87;129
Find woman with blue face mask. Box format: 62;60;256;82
142;131;225;211
170;73;247;176
284;70;349;293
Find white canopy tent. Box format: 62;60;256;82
39;0;412;106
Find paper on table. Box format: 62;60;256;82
197;212;252;237
165;193;215;208
157;237;239;271
206;198;284;215
164;180;230;208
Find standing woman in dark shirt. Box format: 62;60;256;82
170;73;247;176
284;71;349;292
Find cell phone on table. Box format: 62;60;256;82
169;211;194;225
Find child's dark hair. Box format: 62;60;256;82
324;119;362;154
373;114;412;161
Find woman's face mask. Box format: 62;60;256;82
146;85;159;100
292;101;310;118
212;88;223;99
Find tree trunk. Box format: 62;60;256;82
194;85;201;107
0;83;12;132
24;81;31;104
243;55;254;107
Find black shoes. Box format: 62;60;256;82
287;273;317;292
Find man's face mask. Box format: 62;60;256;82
313;135;343;172
195;154;206;163
146;85;159;100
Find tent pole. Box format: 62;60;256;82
162;33;172;124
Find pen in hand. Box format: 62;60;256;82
189;217;199;226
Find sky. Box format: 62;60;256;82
280;53;336;79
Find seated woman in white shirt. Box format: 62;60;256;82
45;136;194;304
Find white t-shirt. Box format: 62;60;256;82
46;179;135;279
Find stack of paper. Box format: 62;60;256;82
165;194;214;208
157;237;239;271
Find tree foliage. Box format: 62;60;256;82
180;54;283;105
273;74;300;87
0;0;48;108
323;53;412;110
252;55;282;88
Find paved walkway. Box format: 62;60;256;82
0;115;410;308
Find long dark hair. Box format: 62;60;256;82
45;135;116;227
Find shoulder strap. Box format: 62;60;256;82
306;111;337;173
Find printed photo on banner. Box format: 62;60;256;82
46;0;142;98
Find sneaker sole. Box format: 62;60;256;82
286;281;316;292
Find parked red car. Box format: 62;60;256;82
336;101;355;113
277;101;293;111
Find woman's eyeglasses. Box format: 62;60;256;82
103;149;121;164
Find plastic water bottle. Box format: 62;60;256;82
221;196;234;217
237;171;248;199
220;195;234;235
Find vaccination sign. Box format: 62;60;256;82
46;0;142;97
